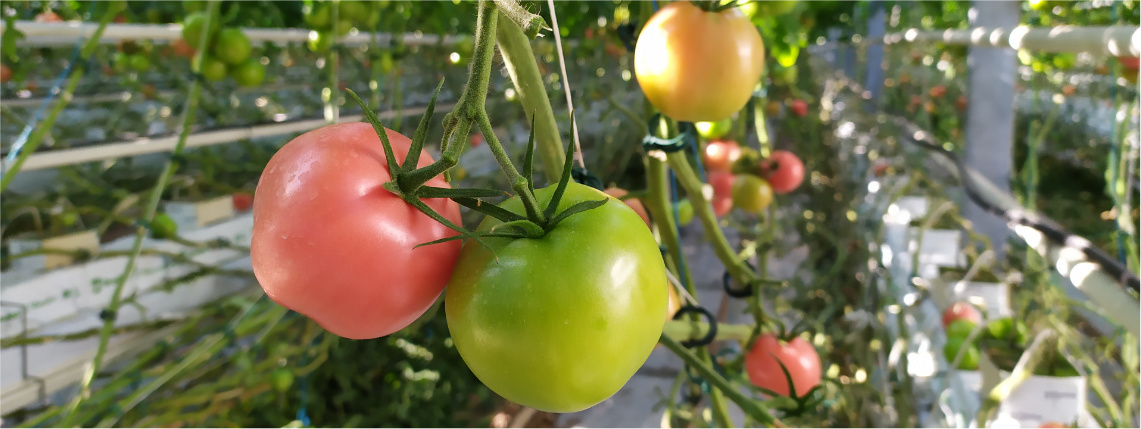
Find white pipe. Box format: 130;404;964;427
3;103;454;172
0;21;466;48
1;83;313;108
882;25;1141;57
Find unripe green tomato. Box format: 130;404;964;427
945;319;978;341
335;20;354;36
308;31;334;53
113;52;131;73
128;54;150;72
731;175;773;214
676;199;694;225
60;212;79;227
151;213;179;239
695;118;732;140
200;56;228;81
1052;53;1076;70
378;52;395;74
271;368;295;392
181;12;214;49
943;337;980;370
230;59;266;87
212;28;252;66
305;3;331;29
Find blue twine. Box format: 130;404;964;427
651;0;659;12
2;24;87;176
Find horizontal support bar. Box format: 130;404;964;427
881;25;1141;57
2;103;453;172
0;21;463;48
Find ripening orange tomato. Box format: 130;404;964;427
634;1;765;122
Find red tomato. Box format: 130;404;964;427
114;15;128;23
233;192;254;212
790;99;808;117
251;122;462;340
873;160;889;177
470;133;483;148
942;302;982;327
708;171;735;217
703;140;741;172
760;150;804;194
171;38;196;58
955;95;968;112
712;195;734;217
928;85;946;98
0;65;11;83
1120;56;1140;70
745;334;822;397
604;188;651;227
35;11;62;22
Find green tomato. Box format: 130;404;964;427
695;118;732;140
60;212;79;227
181;12;215;49
944;337;980;370
308;31;334;53
151;213;179;239
113;52;131;73
731;175;773;214
945;319;978;341
128;54;150;73
200;56;228;81
378;52;395;74
271;368;295;393
446;182;667;413
334;19;354;36
304;3;331;29
676;199;694;225
212;28;252;66
985;317;1029;344
1052;53;1076;70
230;59;265;87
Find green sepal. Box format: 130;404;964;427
543;114;580;219
345;89;401;177
490;219;544;238
417;186;506;199
404;79;446;170
413;230;528;249
545;199;608;231
452;197;527;223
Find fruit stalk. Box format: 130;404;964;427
495;12;565;182
0;1;126;192
57;1;221;423
659;335;780;426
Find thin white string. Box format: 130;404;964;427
545;0;585;169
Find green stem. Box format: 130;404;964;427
496;13;565;182
646;156;693;293
327;0;341;124
659;335;778;426
477;113;547;224
0;2;125;192
491;0;548;39
57;2;221;423
662;320;753;342
666;152;760;287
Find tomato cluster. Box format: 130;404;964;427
181;3;265;87
700;134;805;216
304;1;385;53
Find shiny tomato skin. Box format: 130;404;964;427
712;195;734;217
708;170;735;199
703;140;742;172
942;302;982;327
251;122;461;340
760;150;804;194
634;2;765;122
446;182;667;413
604;187;651;227
745;334;822;397
731;175;773;214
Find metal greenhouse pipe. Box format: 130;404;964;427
882;25;1141;57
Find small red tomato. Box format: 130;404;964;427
790;99;808;117
712;195;734;217
760;150;804;194
955;95;968;112
603;188;651;227
1061;84;1076;97
909;94;923;106
928;85;946;98
171;38;196;58
35;11;62;22
0;64;11;83
703;140;742;172
873;160;889;177
470;133;483;148
114;15;128;23
708;170;735;199
942;302;982;327
233;192;254;212
745;334;823;397
1119;56;1140;70
251;122;462;340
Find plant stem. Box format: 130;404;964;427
57;2;220;423
659;335;779;426
662;320;754;342
491;0;548;39
0;2;125;192
496;13;565;182
666;152;761;287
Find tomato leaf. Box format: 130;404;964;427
2;15;25;62
451;197;526;223
545;199;608;230
405;79;445;170
345;89;401;176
